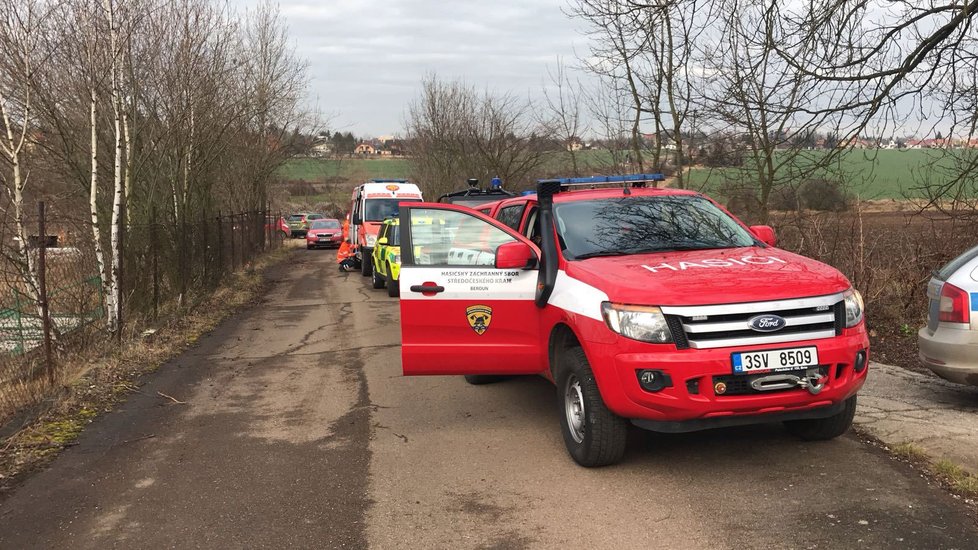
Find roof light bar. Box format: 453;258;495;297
536;173;665;189
370;178;408;183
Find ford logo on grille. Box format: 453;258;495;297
747;314;787;332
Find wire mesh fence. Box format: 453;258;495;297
0;203;286;416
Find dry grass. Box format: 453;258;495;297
892;441;929;461
934;459;978;497
0;244;295;492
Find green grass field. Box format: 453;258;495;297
280;149;962;200
685;149;957;200
278;157;412;181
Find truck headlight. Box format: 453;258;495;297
366;234;377;247
844;288;864;327
601;303;673;343
392;253;400;264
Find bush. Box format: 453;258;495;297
769;185;801;211
285;180;319;196
798;179;851;212
768;180;851;212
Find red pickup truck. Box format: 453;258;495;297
396;174;869;467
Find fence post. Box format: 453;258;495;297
38;202;54;384
116;198;124;343
179;212;187;303
217;211;224;281
151;206;159;319
13;288;24;353
232;213;239;271
239;212;246;267
201;209;209;286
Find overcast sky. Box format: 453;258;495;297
266;0;591;137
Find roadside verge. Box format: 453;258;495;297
857;362;978;497
0;245;296;496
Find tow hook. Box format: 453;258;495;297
749;368;826;395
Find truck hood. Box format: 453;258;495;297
564;247;851;306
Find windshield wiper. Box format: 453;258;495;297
572;249;633;260
573;243;738;260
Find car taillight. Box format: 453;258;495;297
939;283;971;323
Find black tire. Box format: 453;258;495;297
463;374;505;385
371;265;385;289
555;346;627;467
307;244;313;250
360;254;372;277
784;395;857;441
386;264;400;297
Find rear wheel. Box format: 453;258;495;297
556;346;627;467
307;244;313;250
386;263;399;297
371;264;385;289
360;254;371;277
784;396;857;440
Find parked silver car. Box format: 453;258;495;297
919;244;978;385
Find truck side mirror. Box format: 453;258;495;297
749;225;777;247
495;241;536;270
352;214;362;225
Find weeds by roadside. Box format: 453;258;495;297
0;244;297;495
867;434;978;503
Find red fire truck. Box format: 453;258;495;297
395;174;869;467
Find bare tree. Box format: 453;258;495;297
406;75;548;196
0;0;53;315
540;58;589;176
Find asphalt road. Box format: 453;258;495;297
1;250;976;549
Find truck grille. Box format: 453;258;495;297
661;293;846;350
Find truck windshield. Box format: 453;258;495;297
364;198;421;221
554;196;757;260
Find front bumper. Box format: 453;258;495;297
583;325;869;424
306;234;342;247
918;325;978;385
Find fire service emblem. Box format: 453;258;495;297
466;305;493;335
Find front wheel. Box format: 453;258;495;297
360;255;372;277
556;346;628;467
386;263;399;297
784;396;857;440
371;265;385;289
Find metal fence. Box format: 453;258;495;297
0;203;286;402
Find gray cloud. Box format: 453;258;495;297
266;0;590;136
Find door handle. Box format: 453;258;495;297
410;284;445;294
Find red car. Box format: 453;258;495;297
305;219;343;249
265;215;290;237
395;174;868;467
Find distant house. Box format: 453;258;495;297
355;143;376;155
311;142;334;157
566;137;584;151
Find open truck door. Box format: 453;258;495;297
398;203;544;376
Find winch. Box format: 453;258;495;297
750;367;827;395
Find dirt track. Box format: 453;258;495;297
0;249;976;549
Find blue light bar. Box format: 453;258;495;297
537;173;665;185
370;178;408;183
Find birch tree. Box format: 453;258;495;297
0;0;50;313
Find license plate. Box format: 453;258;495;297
732;346;819;375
